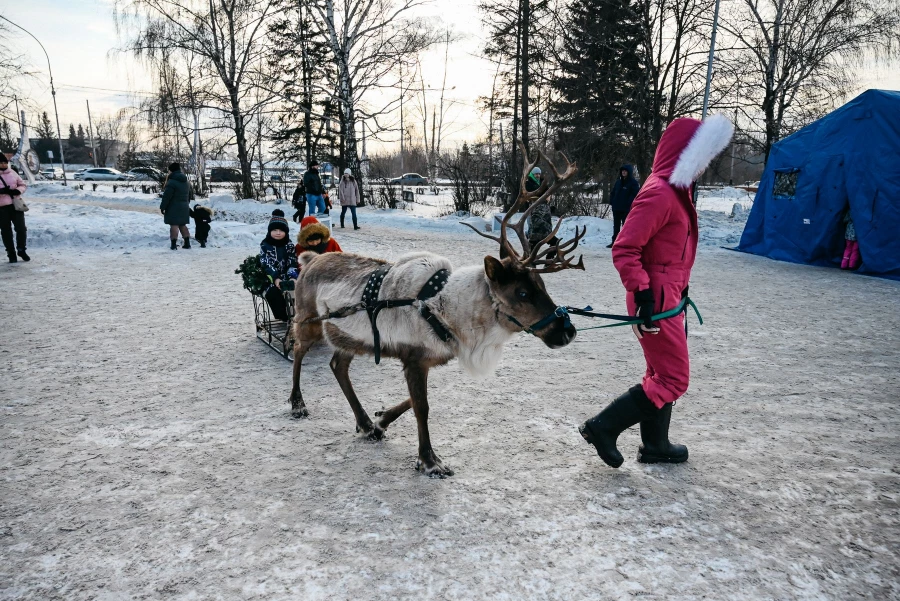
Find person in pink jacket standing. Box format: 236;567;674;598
0;155;29;263
580;114;733;468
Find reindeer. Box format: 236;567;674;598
288;143;586;477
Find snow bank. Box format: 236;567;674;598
20;184;752;251
24;203;264;250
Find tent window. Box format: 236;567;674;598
774;170;799;199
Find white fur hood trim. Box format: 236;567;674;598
669;114;734;188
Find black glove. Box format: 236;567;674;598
0;187;11;195
633;289;657;330
9;189;21;197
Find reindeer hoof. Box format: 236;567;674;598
291;407;309;419
366;426;385;441
416;457;454;478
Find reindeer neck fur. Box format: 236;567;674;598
428;265;519;378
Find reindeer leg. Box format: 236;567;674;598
329;351;384;441
288;321;321;418
374;398;412;431
404;361;453;478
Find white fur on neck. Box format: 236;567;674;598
431;265;517;378
669;113;734;188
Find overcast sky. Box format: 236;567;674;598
3;0;899;154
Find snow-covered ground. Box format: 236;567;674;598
3;183;896;600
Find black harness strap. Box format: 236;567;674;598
362;265;453;364
417;268;452;342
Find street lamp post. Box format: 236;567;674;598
0;15;68;186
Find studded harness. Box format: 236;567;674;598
357;264;452;364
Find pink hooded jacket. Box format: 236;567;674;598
611;115;733;407
0;167;27;208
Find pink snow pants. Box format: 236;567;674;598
626;270;690;409
842;240;861;270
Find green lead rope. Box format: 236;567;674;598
567;297;703;331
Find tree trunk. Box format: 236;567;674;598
231;91;254;199
521;0;530;153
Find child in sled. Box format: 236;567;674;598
189;204;213;248
260;209;299;321
295;216;343;257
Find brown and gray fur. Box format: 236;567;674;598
288;249;577;477
289;142;582;477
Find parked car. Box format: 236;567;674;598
127;167;165;182
74;167;133;182
389;173;428;186
40;168;62;180
210;167;243;183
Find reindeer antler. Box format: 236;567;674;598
463;140;584;273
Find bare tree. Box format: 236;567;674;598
115;0;278;198
719;0;900;159
94;110;128;167
308;0;438;199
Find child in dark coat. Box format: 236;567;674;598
259;209;299;321
189;204;213;248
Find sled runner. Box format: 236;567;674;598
252;283;296;361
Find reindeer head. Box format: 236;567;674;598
464;141;585;349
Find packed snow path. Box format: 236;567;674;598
1;223;898;600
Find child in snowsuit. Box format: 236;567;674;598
295;216;343;258
291;181;306;223
841;211;861;270
189;204;213;248
580;114;733;469
260;209;299;321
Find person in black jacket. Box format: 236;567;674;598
303;161;326;216
160;163;193;250
189;204;213;248
607;164;640;248
291;181;306;223
259;210;299;321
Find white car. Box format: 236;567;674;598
74;168;133;182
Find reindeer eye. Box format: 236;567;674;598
516;289;529;299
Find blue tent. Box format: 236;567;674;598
736;89;900;279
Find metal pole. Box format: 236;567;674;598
1;16;68;186
86;100;98;167
693;0;721;201
701;0;722;120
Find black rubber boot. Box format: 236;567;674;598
579;385;657;468
170;238;178;250
17;250;30;262
199;240;206;248
7;252;17;263
183;237;191;249
637;402;688;463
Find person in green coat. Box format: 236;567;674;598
160;163;193;250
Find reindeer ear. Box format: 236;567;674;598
484;256;508;283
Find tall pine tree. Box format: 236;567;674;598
551;0;652;186
0;120;15;153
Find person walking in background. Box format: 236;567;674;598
841;209;861;270
525;167;556;249
579;114;733;469
338;168;361;229
607;164;640;248
303;161;326;216
291;180;306;223
0;155;29;263
160;163;192;250
189;204;213;248
260;209;298;321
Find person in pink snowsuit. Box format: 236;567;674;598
580;114;734;468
